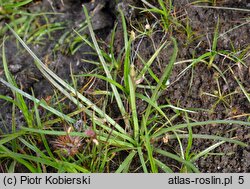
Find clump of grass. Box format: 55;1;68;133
0;0;65;44
0;3;249;173
200;72;238;113
140;0;184;32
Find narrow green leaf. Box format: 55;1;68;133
152;120;250;139
115;151;137;173
83;6;130;131
128;75;139;142
154;158;173;173
137;147;148;173
6;24;126;135
155;148;199;173
191;141;225;162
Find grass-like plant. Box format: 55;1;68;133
0;3;249;173
0;0;65;44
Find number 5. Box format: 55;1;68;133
238;176;244;184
